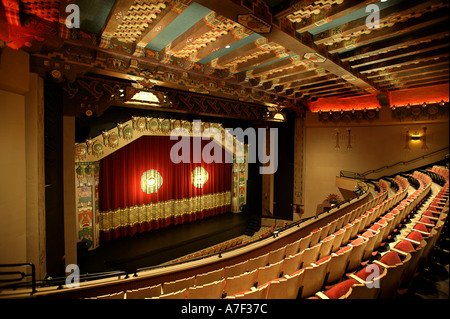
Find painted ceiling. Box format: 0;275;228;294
0;0;448;118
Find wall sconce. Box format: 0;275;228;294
404;127;428;151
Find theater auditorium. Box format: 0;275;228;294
0;0;449;304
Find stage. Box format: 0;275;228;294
77;211;252;274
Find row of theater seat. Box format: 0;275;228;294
316;170;449;299
167;237;244;264
87;168;448;299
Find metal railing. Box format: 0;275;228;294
0;263;36;294
340;147;449;180
0;263;127;296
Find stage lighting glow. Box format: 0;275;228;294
141;170;163;194
191;167;209;188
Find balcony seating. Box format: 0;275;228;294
227;283;270;299
195;268;224;287
346;237;368;272
162;275;195;294
284;239;300;257
223;269;257;297
266;268;305;299
154;288;187;299
298;256;331;299
224;260;247;279
268;246;286;265
373;251;412;299
299;243;321;269
187;279;225;299
255;260;284;287
281;251;303;276
247;253;270;272
325;246;352;285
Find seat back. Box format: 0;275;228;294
266;269;305;299
196;268;224;287
256;260;284;287
284;239;300;257
187;279;225;299
298;233;312;252
299;242;322;268
331;229;345;253
319;235;335;259
223;269;257;297
268;246;286;265
152;288;187;299
230;283;269;299
319;223;331;242
326;246;352;284
126;284;162;299
247;253;269;272
360;231;378;261
282;250;304;277
91;291;125;299
309;229;322;247
341;224;353;246
224;260;248;278
163;276;195;294
299;256;331;299
347;237;368;272
328;219;338;235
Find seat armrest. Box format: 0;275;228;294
373;260;389;268
315;291;329;299
391;247;409;256
348;274;367;285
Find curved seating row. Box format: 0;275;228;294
87;167;449;299
87;176;391;299
316;169;448;299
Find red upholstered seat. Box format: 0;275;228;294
325;279;357;299
422;211;435;218
349;237;365;246
369;224;381;232
395;240;415;253
379;251;402;266
414;223;430;233
407;231;423;243
354;264;383;281
336;245;352;254
361;230;374;238
316;255;332;265
419;217;434;226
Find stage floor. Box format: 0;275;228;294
78;212;251;274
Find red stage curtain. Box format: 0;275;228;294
99;135;232;241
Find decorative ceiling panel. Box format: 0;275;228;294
0;0;448;118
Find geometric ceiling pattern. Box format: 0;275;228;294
1;0;448;116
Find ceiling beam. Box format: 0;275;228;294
234;49;289;73
358;48;449;74
366;58;448;79
194;0;379;95
292;0;369;33
349;37;449;69
340;27;449;62
164;11;218;54
313;0;447;45
193;26;251;61
327;9;449;54
131;3;180;56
